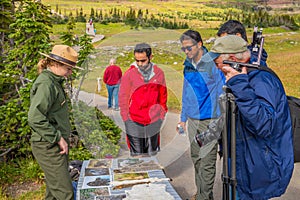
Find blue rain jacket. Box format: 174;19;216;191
180;47;225;122
227;69;294;200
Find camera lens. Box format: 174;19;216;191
195;134;203;147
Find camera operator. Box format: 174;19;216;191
199;35;293;200
217;20;268;67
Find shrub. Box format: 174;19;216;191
71;101;121;158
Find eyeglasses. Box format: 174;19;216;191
181;44;197;52
135;59;148;63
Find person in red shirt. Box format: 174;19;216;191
103;58;122;110
119;43;168;156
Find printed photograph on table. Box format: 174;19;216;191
112;172;152;190
87;159;112;169
82;175;111;188
117;158;141;168
85;168;110;176
114;172;149;181
113;158;162;173
79;187;110;200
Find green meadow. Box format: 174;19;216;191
65;24;300;112
45;0;300;112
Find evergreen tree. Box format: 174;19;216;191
90;7;95;21
0;0;52;159
173;20;178;29
137;9;143;19
95;9;99;20
72;34;94;101
99;9;103;21
76;8;79;19
6;0;52;81
111;7;120;23
0;0;14;64
60;17;77;46
125;7;137;29
76;7;86;22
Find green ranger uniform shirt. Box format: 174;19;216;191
28;70;71;144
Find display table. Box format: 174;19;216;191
76;157;182;200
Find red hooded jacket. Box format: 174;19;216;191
119;64;168;125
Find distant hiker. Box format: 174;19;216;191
119;43;168;157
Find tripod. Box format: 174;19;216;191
220;86;237;200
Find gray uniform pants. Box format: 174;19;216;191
31;141;74;200
188;118;217;200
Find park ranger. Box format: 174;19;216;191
28;45;78;200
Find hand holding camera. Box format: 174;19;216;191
194;117;224;148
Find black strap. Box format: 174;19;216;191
49;53;76;66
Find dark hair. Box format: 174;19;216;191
217;20;248;42
134;43;152;59
180;30;203;44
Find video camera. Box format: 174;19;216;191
194;116;224;148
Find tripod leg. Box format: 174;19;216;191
229;93;237;200
220;91;230;200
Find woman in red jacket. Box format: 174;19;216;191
119;43;168;157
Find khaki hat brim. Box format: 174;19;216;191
39;52;83;70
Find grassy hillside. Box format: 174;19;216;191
45;0;300;110
72;24;300;113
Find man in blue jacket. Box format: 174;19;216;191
203;35;294;200
178;30;225;200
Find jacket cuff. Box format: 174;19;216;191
53;130;62;144
180;115;187;122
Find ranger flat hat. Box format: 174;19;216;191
202;35;248;62
40;45;80;68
